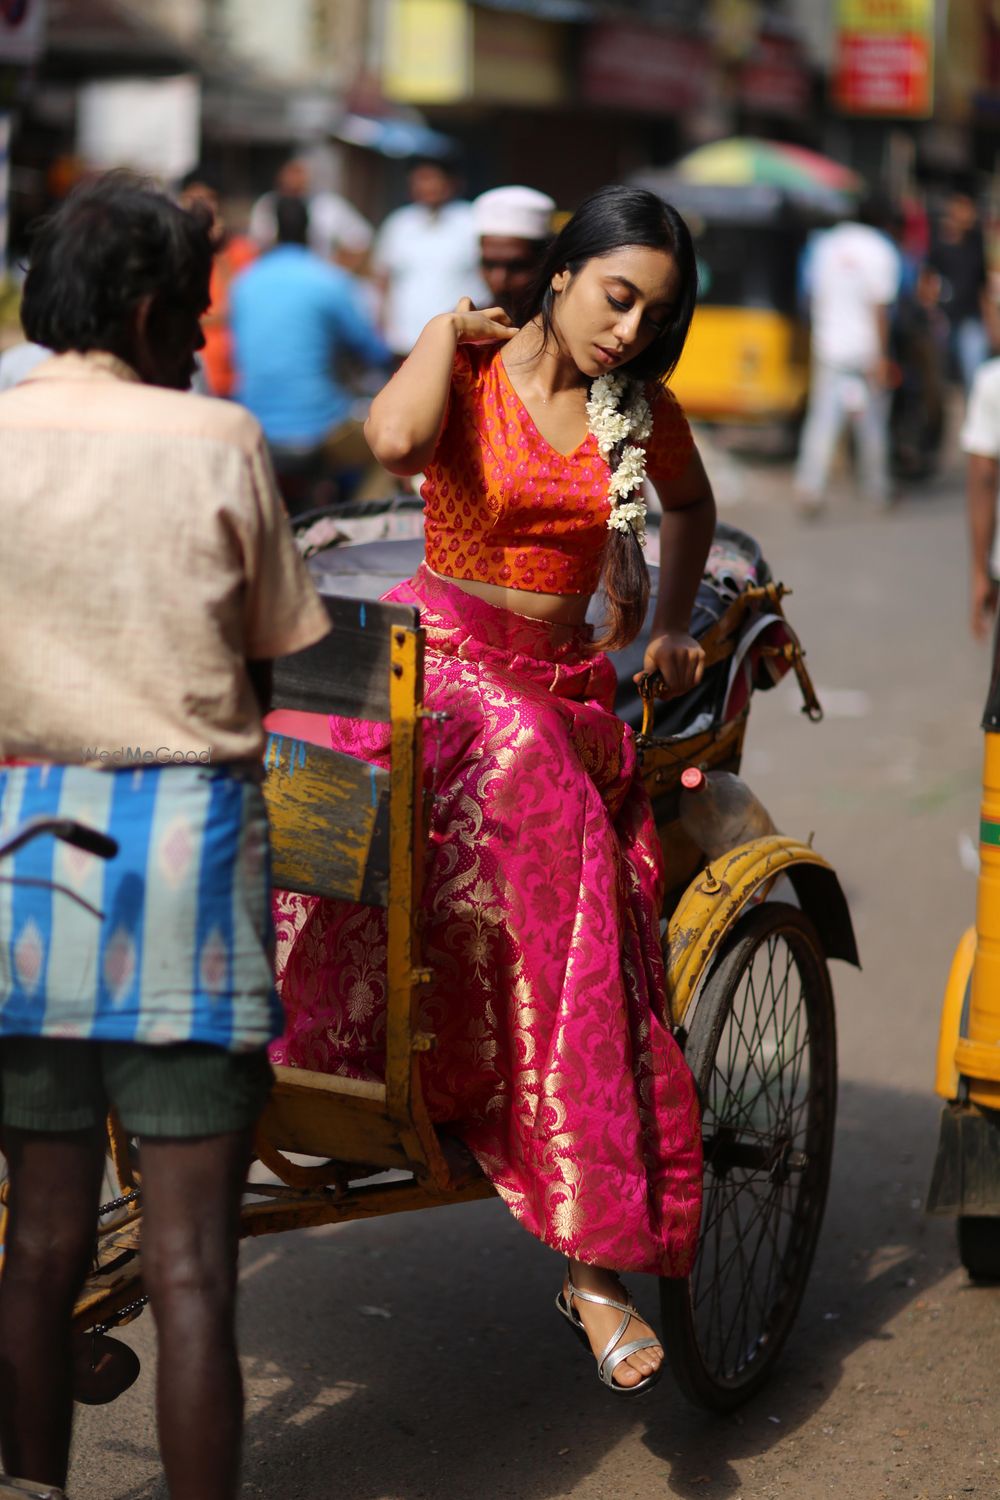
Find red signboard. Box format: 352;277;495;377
581;21;711;116
835;33;932;114
833;0;934;117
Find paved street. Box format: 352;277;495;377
71;442;998;1500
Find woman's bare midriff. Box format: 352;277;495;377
429;569;591;629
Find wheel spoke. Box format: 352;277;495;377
738;962;777;1127
720;957;789;1135
695;1169;802;1376
695;1169;794;1308
698;1173;788;1377
713;965;812;1148
708;1011;774;1140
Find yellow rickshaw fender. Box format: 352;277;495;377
935;927;976;1102
665;836;859;1029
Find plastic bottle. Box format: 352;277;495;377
678;767;776;859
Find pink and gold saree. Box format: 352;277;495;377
271;564;702;1275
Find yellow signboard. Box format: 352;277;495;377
382;0;470;105
473;10;566;106
838;0;933;29
710;0;762;63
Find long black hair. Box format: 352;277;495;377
522;185;698;648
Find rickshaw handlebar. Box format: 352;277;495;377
0;816;119;863
638;581;823;736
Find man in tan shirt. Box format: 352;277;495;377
0;349;325;767
0;174;330;1500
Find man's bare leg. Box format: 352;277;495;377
0;1127;106;1486
139;1129;253;1500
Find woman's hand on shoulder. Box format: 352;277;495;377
634;630;705;699
449;296;518;346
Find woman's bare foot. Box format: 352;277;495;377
564;1259;664;1390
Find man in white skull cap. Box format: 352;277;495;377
472;185;556;320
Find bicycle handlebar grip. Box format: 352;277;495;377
0;816;118;863
57;822;119;860
638;671;665;737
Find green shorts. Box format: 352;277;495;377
0;1037;274;1138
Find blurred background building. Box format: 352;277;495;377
2;1;1000;255
2;0;1000;370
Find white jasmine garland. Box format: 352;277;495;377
585;373;653;544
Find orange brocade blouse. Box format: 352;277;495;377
421;344;695;596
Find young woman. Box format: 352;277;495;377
272;185;716;1395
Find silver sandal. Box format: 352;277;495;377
555;1265;663;1397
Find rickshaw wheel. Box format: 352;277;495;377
957;1216;1000;1280
660;902;837;1412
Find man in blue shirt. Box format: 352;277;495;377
230;195;391;506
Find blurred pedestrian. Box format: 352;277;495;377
249;156;373;273
961;355;1000;638
231;195;392;510
178;168;257;398
929;188;991;393
890;262;948;480
472;185;555;321
373;156;485;357
0;172;329;1500
794;204;902;514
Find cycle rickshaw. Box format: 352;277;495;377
0;524;858;1415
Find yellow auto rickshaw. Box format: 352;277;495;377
930;629;1000;1272
634;139;862;437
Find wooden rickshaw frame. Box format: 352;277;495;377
8;578;855;1356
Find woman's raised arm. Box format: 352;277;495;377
365;299;517;476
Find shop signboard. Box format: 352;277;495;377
711;0;762;63
0;0;45;64
833;0;935;117
382;0;470;105
77;75;201;182
581;20;711;115
473;9;566;105
740;33;810;118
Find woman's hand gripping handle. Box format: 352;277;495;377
636;631;706;700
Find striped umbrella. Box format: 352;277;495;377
674;137;863;206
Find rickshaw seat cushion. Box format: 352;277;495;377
264;709;329;748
